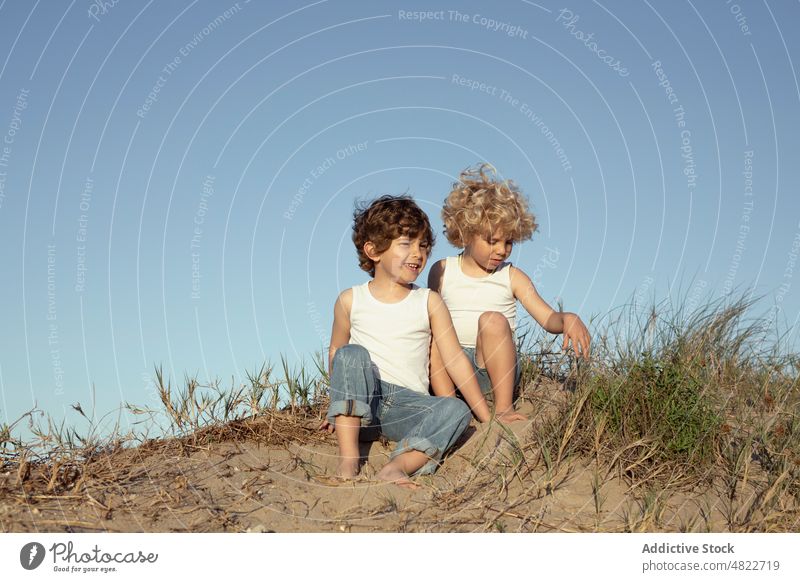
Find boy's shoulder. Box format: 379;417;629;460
433;255;461;266
334;287;355;310
507;264;535;291
427;258;448;291
431;257;448;271
430;256;462;275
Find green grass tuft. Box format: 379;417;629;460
590;353;722;466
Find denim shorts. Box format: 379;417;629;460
326;344;472;476
463;346;521;397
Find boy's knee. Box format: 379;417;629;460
333;344;370;367
478;311;510;334
440;396;470;421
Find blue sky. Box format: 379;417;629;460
1;0;798;439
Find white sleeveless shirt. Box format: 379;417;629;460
349;282;431;394
441;255;516;348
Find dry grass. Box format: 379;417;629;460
1;292;798;532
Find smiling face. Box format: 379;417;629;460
368;234;430;286
462;228;513;274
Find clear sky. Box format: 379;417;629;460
1;0;798;439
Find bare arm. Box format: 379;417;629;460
328;289;353;373
426;259;455;396
320;289;353;433
511;267;591;358
428;291;491;422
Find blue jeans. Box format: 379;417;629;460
326;344;472;476
463;346;521;397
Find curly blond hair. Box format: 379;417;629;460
442;164;537;247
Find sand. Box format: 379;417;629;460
0;379;743;532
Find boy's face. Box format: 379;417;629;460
465;228;513;273
370;234;430;285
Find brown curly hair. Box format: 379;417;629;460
352;195;435;276
442;164;538;248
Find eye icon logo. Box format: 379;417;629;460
20;542;46;570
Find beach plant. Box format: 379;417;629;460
535;291;788;483
2;286;798;533
591;463;607;520
588;353;722;474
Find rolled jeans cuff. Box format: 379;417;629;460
391;436;440;476
326;398;373;426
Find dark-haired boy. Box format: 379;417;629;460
321;195;524;487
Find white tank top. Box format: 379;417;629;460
349;282;431;394
441;255;516;348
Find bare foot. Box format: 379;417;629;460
375;465;419;490
336;458;360;479
495;409;527;424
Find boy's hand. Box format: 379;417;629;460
562;313;591;359
495;410;527;424
511;269;591;359
318;419;335;434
